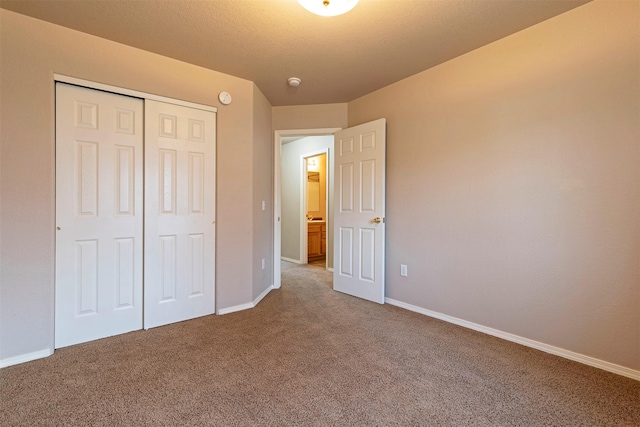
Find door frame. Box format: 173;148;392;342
273;128;340;289
54;75;218;113
300;149;330;264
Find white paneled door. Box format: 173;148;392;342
333;119;386;304
144;100;216;329
56;83;217;347
55;83;144;348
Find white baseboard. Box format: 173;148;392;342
253;285;273;306
217;302;254;315
0;348;53;369
218;285;275;315
385;298;640;381
327;267;334;272
281;256;302;264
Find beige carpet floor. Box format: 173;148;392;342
1;261;638;426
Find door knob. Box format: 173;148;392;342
372;217;384;224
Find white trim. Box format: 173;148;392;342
54;74;217;113
327;267;334;272
218;286;276;315
0;348;53;368
385;298;640;381
217;303;254;315
273;128;341;290
253;285;273;307
300;155;308;263
281;256;303;264
274;131;282;289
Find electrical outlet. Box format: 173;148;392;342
400;264;408;277
261;200;266;211
261;258;266;270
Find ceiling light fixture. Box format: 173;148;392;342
298;0;359;17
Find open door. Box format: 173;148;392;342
333;119;386;303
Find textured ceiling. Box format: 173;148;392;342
1;0;590;106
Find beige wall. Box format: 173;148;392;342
252;85;274;300
0;10;265;361
348;1;639;370
273;104;348;131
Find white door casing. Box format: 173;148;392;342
273;128;341;286
333;119;386;304
144;100;216;329
274;140;281;288
55;83;144;348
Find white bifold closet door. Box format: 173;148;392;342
55;83;144;348
144;100;216;329
56;84;216;348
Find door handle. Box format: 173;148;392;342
372;217;384;224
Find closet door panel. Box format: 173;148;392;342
55;83;143;348
144;100;216;329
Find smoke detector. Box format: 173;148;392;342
288;77;302;87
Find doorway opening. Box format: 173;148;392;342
273;128;340;289
304;152;328;269
275;119;387;304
